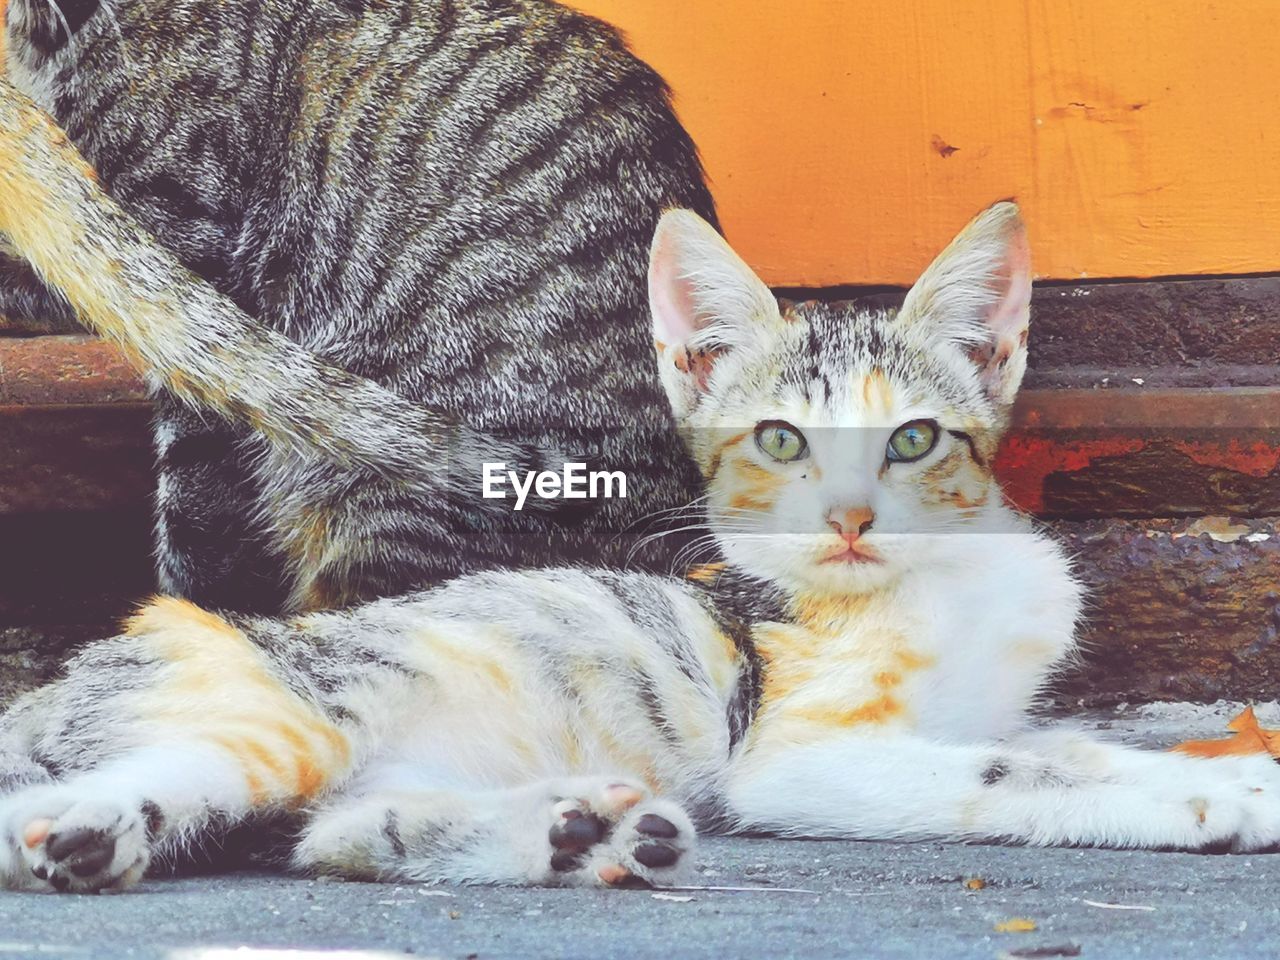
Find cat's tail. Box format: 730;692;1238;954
0;79;549;489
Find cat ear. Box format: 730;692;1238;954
897;202;1032;406
648;209;783;421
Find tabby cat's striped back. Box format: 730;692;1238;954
3;0;716;610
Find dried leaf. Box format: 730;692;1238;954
1174;517;1252;543
994;918;1038;933
1171;706;1280;759
964;877;987;890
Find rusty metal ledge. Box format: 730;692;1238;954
0;335;1277;518
0;335;147;406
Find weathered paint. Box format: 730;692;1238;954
995;437;1149;514
570;0;1280;286
1171;440;1280;480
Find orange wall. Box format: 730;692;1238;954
5;1;1279;286
572;0;1280;286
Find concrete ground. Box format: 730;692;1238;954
1;840;1277;960
1;703;1278;960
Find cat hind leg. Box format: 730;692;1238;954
295;775;695;888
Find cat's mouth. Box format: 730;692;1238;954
819;543;882;565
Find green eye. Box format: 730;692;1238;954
754;421;809;462
887;419;939;463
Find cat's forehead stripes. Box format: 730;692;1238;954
770;301;989;426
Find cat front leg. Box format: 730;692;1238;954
727;733;1280;852
294;775;696;888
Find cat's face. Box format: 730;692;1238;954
649;203;1032;596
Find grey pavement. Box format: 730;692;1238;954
0;838;1277;960
2;703;1278;960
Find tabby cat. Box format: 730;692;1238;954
2;0;715;611
2;99;1278;888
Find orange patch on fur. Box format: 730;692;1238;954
732;458;783;492
125;595;241;641
209;734;286;804
795;693;905;728
790;593;873;633
728;493;773;512
859;369;894;414
686;562;727;583
278;723;348;800
753;615;935;743
242;771;267;806
720;454;785;519
283;507;341;609
128;597;351;807
416;628;516;696
894;649;936;671
703;429;753;481
210;721;347;807
754;624;823;710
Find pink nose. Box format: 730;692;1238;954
827;506;875;545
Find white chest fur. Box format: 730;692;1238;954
751;519;1082;751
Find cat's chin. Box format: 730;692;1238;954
798;559;902;596
740;552;904;598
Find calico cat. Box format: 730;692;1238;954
2;96;1279;890
1;0;715;611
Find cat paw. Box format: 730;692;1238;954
4;790;150;893
543;778;694;888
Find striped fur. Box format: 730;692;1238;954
2;0;714;609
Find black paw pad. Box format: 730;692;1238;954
45;828;116;878
549;808;609;872
633;842;680;869
635;814;679;839
550;810;607;850
46;828;101;862
66;839;116;878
